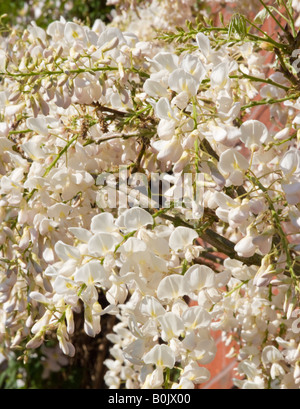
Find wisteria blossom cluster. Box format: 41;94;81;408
1;0;300;390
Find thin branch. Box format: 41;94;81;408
153;211;263;267
257;0;286;33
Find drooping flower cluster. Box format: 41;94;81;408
1;0;300;390
33;208;221;388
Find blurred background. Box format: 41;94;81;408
0;0;114;27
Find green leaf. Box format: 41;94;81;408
228;13;247;40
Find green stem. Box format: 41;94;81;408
244;18;288;50
282;1;297;38
164;368;171;389
114;231;137;253
43;134;78;177
247;172;299;283
154;212;263;267
78;283;87;297
225;280;250;298
0;66;118;79
241;94;299;111
26;134;79;202
275;49;299;86
230;72;290;91
9;129;32;135
257;0;286;33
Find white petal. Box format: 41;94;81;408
97;27;125;48
182;306;211;329
143;344;175;368
91;212;115;233
26;116;49;136
64;22;87;45
144;79;168;98
0;123;9;137
139;296;166;318
196;33;211;59
88;233;122;257
153;137;183;163
281;149;300;176
118;207;153;232
157;274;188;300
262;346;283;365
54;241;81;261
182;363;211;384
74;260;108;285
211;62;229;88
234;236;257;258
22;138;46;160
240;120;269;149
120;237;147;254
155;97;175;120
158;312;184;341
0;136;14;151
182;55;206;82
169;226;198;251
68;227;92;243
153;52;179;71
184;265;216;291
169;68;199;96
53;276;78;294
29;291;49;304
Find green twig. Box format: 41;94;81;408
225;280;250;298
230;72;290;92
257;0;286;33
43;134;78;177
241;94;299;111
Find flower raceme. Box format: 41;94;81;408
1;0;300;390
29;209;219;388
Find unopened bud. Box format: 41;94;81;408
30;96;39;117
46;55;54;64
66;306;75;335
31;84;40;95
8;90;21;102
57;74;69;87
260;42;274;51
56;45;64;57
25;315;34;329
101;37;119;54
38;95;49;116
43;48;52;59
253;255;276;287
287;297;297;319
72;52;81;61
11;330;23;348
26;332;44;349
3;226;14;238
44;79;53;90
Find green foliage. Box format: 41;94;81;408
0;346;84;389
228;13;247;40
55;0;114;25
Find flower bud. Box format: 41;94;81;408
8;90;21;102
26;332;44;349
57;74;69;87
